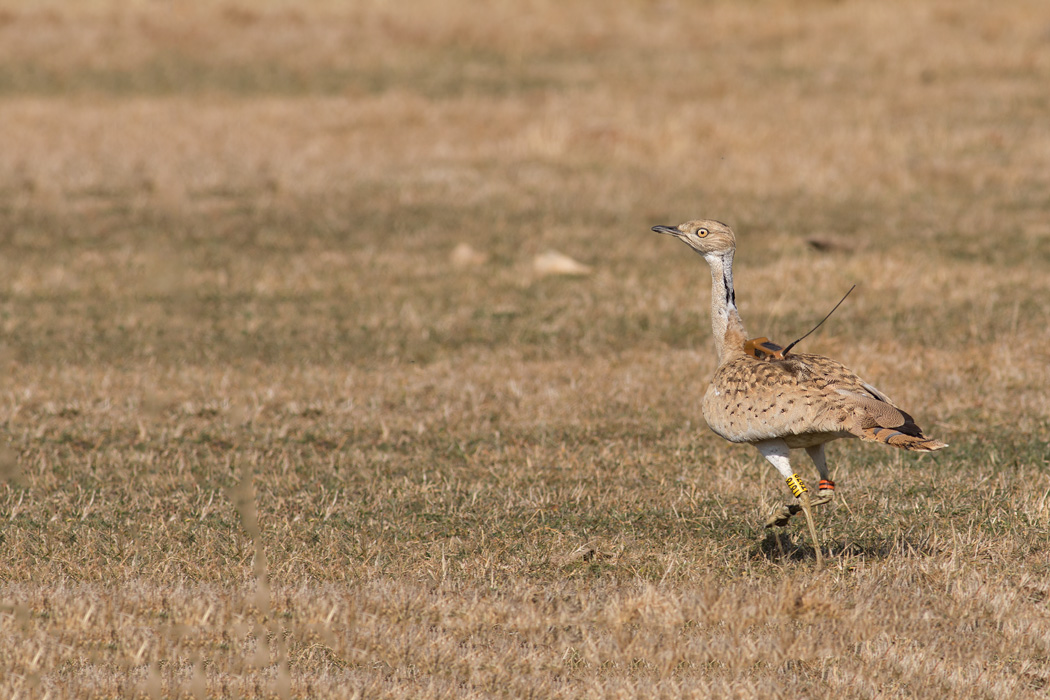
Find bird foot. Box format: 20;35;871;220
810;491;834;507
764;491;834;527
764;503;802;528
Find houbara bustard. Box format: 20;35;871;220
653;219;947;566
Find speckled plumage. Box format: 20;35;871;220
703;351;946;452
653;218;946;563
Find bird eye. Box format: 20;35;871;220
697;228;709;237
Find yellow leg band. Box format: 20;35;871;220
786;474;808;498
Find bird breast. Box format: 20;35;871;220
700;354;853;446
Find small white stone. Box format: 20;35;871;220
533;250;591;277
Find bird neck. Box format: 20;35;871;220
706;251;748;362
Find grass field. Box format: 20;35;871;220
2;0;1050;697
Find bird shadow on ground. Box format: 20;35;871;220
753;531;938;564
753;531;817;563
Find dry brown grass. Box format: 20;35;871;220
2;0;1050;697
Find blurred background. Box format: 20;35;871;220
2;1;1048;385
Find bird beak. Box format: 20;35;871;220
651;225;680;236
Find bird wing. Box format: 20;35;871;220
702;352;946;451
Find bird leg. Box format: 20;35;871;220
810;480;835;506
766;479;834;523
807;445;835;507
797;489;823;569
764;473;823;567
755;441;824;566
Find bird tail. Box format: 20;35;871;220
856;425;948;451
840;386;948;452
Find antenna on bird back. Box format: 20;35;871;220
743;285;857;360
781;284;856;355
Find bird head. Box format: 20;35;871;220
651;219;736;257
